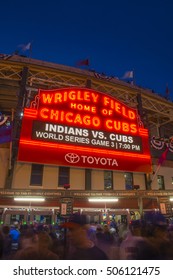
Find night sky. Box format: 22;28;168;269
1;0;173;100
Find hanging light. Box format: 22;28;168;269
14;197;45;202
88;198;118;202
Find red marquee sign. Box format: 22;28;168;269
18;87;152;172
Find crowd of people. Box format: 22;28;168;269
0;212;173;260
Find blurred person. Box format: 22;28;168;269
14;227;38;259
0;230;3;259
9;223;21;251
37;231;60;259
117;221;128;242
103;224;116;243
14;246;40;260
48;226;64;259
110;219;118;233
1;225;12;259
119;220;157;260
144;212;173;260
87;222;97;244
14;228;60;260
95;224;118;259
13;246;40;260
62;214;108;260
168;223;173;243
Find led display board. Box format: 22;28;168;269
18;87;152;172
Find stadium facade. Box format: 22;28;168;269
0;54;173;224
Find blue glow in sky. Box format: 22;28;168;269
1;0;173;100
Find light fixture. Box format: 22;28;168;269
170;198;173;201
88;198;118;202
14;197;45;202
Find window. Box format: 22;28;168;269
58;167;70;187
85;169;91;190
104;171;113;190
124;172;133;190
30;164;43;186
157;175;165;190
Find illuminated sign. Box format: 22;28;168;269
18;88;152;172
31;121;142;152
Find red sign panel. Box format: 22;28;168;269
18;88;152;172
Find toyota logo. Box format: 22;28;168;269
65;153;80;164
